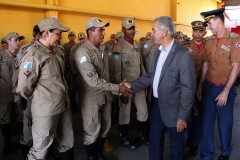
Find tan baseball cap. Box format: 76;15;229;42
174;31;184;38
122;18;136;29
78;32;86;39
115;32;124;39
38;17;70;32
146;32;152;39
68;31;75;36
86;17;110;30
5;32;25;40
1;38;6;43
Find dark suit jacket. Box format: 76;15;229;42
131;40;196;127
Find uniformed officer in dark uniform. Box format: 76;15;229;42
197;8;240;160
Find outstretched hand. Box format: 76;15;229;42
118;80;133;96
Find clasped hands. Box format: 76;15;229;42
118;80;132;104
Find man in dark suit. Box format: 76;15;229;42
122;16;196;160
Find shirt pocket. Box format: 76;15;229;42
121;53;130;68
45;58;59;77
217;50;231;64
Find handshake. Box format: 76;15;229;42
117;80;133;105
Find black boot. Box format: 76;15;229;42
60;147;75;160
119;124;137;149
0;124;12;154
21;144;31;160
97;138;107;160
137;121;149;145
85;142;98;160
46;140;56;160
17;121;23;135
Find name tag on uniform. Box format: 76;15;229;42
24;62;32;68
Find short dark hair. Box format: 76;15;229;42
86;27;96;37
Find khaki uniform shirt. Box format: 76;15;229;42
69;43;81;73
74;40;119;105
16;41;69;116
63;42;75;65
0;49;15;102
112;38;146;83
185;39;206;77
204;29;240;84
104;40;115;53
141;39;160;72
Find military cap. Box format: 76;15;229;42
110;34;115;38
1;38;6;44
174;31;184;38
86;17;110;30
146;32;152;39
38;17;70;32
68;31;75;36
115;32;124;39
32;25;40;37
200;8;225;23
122;17;136;29
191;20;207;31
183;35;190;40
5;32;25;40
78;32;86;39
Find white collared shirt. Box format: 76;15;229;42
153;39;174;98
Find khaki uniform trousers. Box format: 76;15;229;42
81;102;111;145
27;108;74;160
20;99;32;146
0;101;13;125
119;90;148;125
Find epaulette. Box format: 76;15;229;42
22;43;38;58
229;32;239;38
204;34;215;42
182;41;190;45
21;41;35;50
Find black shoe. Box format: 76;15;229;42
186;138;191;146
190;146;199;156
137;121;149;145
120;137;137;150
218;154;229;160
85;142;98;160
97;153;107;160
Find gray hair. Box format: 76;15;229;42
154;16;175;38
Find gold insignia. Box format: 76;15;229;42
204;34;215;42
97;18;102;22
127;19;134;24
229;32;239;38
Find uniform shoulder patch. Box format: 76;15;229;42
144;44;148;49
24;62;33;68
79;56;87;63
108;52;112;56
230;32;239;38
204;34;215;42
114;54;120;60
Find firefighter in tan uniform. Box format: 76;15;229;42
0;32;25;154
115;32;124;43
184;20;207;156
16;17;74;160
112;18;149;149
1;38;8;51
103;34;116;53
197;8;240;160
74;17;132;160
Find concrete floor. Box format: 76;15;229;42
2;86;240;160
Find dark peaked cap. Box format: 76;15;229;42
200;8;225;23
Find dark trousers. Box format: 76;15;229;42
200;82;235;160
189;97;203;148
149;97;185;160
